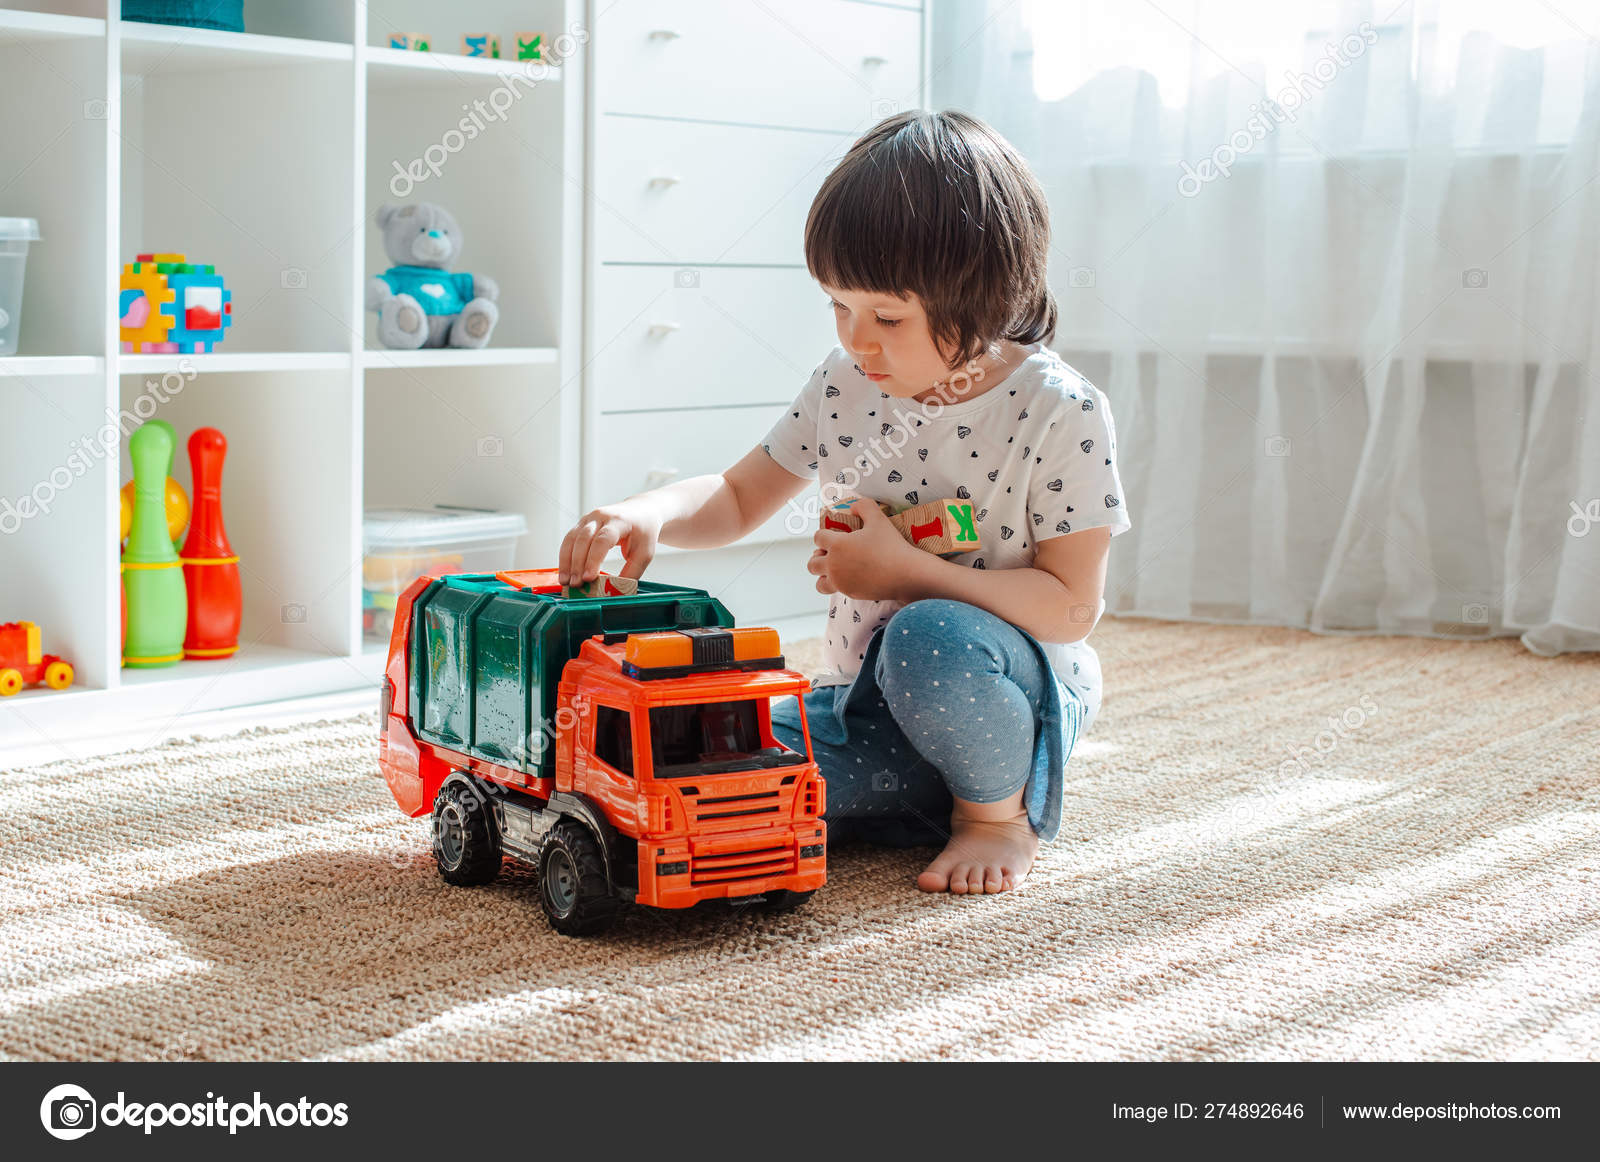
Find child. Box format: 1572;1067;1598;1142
557;110;1131;895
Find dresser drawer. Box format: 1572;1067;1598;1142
595;0;922;131
591;406;819;544
594;117;853;265
592;265;837;413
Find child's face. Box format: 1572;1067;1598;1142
822;284;963;400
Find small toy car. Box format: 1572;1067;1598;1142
0;621;74;696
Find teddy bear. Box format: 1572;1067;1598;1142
367;202;500;348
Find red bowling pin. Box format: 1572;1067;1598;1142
180;428;242;659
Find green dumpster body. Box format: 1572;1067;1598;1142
407;573;736;778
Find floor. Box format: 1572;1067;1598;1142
2;616;1597;1060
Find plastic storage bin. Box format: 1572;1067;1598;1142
122;1;245;33
363;507;528;641
0;218;40;357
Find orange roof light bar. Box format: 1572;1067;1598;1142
620;627;784;681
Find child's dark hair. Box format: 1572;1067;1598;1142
805;109;1057;369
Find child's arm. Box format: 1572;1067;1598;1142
558;444;810;585
891;529;1111;644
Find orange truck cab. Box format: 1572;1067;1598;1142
378;569;824;935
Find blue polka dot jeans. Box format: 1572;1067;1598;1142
770;598;1083;848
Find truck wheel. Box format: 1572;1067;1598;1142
755;889;814;914
539;821;619;936
432;782;501;886
0;669;21;697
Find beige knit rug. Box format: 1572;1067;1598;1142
3;617;1597;1061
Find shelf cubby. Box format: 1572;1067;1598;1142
0;370;118;691
362;362;566;565
121;39;355;355
116;368;358;658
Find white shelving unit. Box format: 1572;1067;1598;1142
0;0;584;756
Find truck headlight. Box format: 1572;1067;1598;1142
656;861;689;876
799;844;824;859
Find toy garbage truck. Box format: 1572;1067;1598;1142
378;568;826;935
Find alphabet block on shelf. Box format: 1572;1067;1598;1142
461;34;500;58
514;31;544;61
889;499;980;556
389;33;430;51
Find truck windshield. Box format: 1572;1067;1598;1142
648;699;807;777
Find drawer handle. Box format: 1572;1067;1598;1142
647;174;683;189
647;321;681;338
862;54;889;67
648;28;682;41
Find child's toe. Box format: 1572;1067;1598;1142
916;861;952;892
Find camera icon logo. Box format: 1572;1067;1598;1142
871;770;898;793
1462;268;1488;289
870;97;898;119
281;602;307;624
280;267;308;290
83;98;108;120
1462;602;1489;625
40;1084;97;1141
673;267;700;289
1068;266;1096;288
1264;435;1292;457
476;434;504;458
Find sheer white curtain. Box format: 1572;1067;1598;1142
933;0;1600;654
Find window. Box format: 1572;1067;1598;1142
594;705;634;776
647;700;808;776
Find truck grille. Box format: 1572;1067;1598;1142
689;839;795;886
681;787;784;826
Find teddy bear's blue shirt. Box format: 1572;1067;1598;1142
379;265;476;315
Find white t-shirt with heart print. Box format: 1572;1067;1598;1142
760;343;1132;735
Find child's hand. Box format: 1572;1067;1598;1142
558;500;663;586
809;498;920;602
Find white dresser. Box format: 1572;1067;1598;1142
585;0;928;629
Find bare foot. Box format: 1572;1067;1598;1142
917;787;1039;894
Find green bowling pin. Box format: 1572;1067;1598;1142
149;417;184;553
123;421;188;667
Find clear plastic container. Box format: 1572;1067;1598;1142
0;218;41;357
363;506;528;641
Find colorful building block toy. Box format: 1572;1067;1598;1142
0;621;74;696
563;573;639;599
461;34;500;58
514;31;543;60
390;34;430;51
890;499;980;556
118;253;232;354
820;497;895;532
822;495;981;557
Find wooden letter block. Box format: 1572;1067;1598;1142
514;31;544;60
563;574;639;598
821;496;894;533
890;498;980;556
461;34;501;58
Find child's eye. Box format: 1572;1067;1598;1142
875;316;901;328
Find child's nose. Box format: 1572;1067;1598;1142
845;319;880;355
